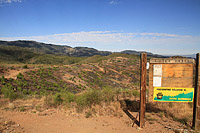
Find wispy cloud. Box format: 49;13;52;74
109;0;119;5
0;31;199;55
0;0;22;4
138;33;190;38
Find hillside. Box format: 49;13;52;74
0;53;193;133
0;40;112;57
0;53;140;95
0;45;88;64
0;40;167;63
121;50;167;58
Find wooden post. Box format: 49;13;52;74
193;53;200;131
139;53;147;128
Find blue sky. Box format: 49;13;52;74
0;0;200;55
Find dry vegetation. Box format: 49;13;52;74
0;53;195;133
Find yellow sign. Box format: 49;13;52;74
153;87;194;102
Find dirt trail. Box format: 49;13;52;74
0;110;134;133
0;96;191;133
0;108;185;133
4;68;36;79
4;70;25;79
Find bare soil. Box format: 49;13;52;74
0;98;193;133
2;68;37;80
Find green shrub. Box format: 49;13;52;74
33;91;38;95
28;89;32;95
39;90;47;96
45;95;54;107
102;87;115;102
36;85;40;89
45;92;74;107
75;93;88;108
122;89;132;98
54;93;63;106
22;89;28;95
47;87;53;91
132;90;140;97
22;65;28;69
1;76;6;85
35;105;41;111
48;71;52;76
17;73;24;80
23;81;28;87
1;84;17;101
62;92;75;103
19;106;25;112
17;87;22;91
16;80;23;87
75;94;87;112
75;89;102;110
86;90;102;106
53;67;57;71
85;110;92;118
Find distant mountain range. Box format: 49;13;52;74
120;50;167;58
0;40;195;58
164;54;196;59
0;40;111;57
0;40;167;57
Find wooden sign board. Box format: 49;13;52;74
149;58;195;102
150;58;195;64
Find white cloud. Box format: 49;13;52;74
139;32;190;38
0;31;199;55
0;0;22;4
109;0;119;5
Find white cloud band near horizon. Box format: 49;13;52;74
0;31;199;55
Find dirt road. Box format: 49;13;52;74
0;107;188;133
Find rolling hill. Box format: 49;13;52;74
0;40;169;64
0;40;111;57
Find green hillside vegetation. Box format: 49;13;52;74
0;53;140;107
0;45;86;64
0;40;73;55
0;40;166;58
0;45;139;65
0;45;37;63
0;42;142;111
80;53;138;64
0;40;112;57
28;54;86;64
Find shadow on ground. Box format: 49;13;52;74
119;99;190;127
